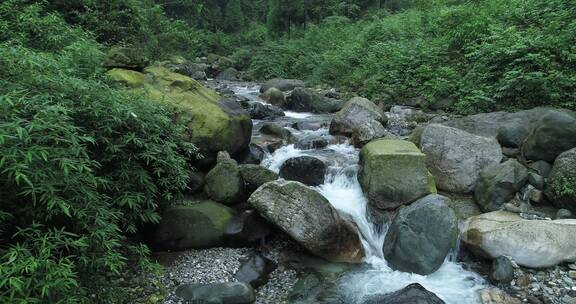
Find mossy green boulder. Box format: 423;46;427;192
106;66;252;162
358;139;435;209
204;156;246;205
239;165;278;194
103;47;149;71
152;201;234;250
546;148;576;213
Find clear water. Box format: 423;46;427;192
232;82;486;304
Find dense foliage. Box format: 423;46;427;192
246;0;576;113
0;1;197;302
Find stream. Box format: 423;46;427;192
230;82;487;303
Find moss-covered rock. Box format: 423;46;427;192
358;139;434;209
546;148;576;212
204;156;246;205
103;47;149;71
106;66;252;162
152;201;234;250
239;165;278;194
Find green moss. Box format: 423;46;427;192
106;68;146;88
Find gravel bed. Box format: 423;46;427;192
159;237;298;304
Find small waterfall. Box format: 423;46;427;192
234;82;487;304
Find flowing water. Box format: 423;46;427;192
230;82;487;303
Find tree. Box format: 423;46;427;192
267;0;307;36
224;0;246;32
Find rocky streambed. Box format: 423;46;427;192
132;75;576;304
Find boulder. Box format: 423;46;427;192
528;160;552;178
479;288;522;304
107;66;252;164
260;78;305;93
383;194;458;275
235;143;266;165
216;67;239;81
545;148;576;213
358;139;434;210
474;159;529;212
223;210;271;246
261;87;286;108
419;124;502;193
204;155;245;205
489;256;514;285
521;109;576;162
103;47;148;71
245;102;285;120
461;211;576;268
294;135;329;150
361;283;445;304
329;97;387;145
279;156;327;186
447;195;482;220
248;181;364;263
287;87;344;113
234;252;278;288
175;282;255;304
153;201;234;250
106;68;146;88
259;123;292;140
239;164;278;194
444;108;556;147
166;60;208;80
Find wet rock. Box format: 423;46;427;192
153;201;234;250
261;87;286;108
245;102;285;120
418;124;502;193
361;283;445;304
216;67;239;81
358;139;435;210
235;143;266;165
479;288;522;304
259;123;293;140
475;159;529;212
490;256;514;285
204;155;245;205
279;156;327;186
521;109;576;162
295;135;329;150
223;210;271;247
383;194;458;275
291;121;323;131
461;211;576;268
556;209;574;219
175;282;255;304
528;161;552;178
260;78;305;93
239;164;278;194
234;252;278;288
330;97;387;146
248;181;365;263
545;148;576;213
287;87;344;113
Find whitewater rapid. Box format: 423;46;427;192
233;82;486;304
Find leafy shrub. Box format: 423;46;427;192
0;2;196;302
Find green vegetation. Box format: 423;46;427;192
1;0;575;302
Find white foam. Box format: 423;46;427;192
284;111;315;119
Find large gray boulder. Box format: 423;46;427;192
383;194;458;275
361;283;445;304
248;181;364;263
176;282;255;304
521;109;576;162
545;148;576;213
204;154;246;205
419;124;502;193
153;201;234;250
330;97;387;146
358;139;435;210
260;78;305;93
474;159;529;212
261;87;286;108
444;108;556;148
461;211;576;268
287;87;344;113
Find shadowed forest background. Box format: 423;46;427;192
0;0;575;302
